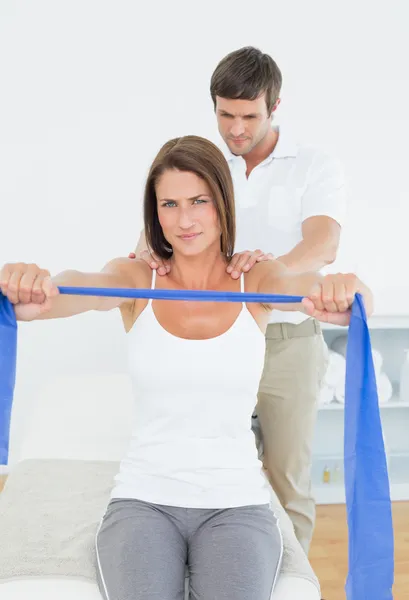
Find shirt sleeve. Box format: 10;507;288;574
301;151;346;227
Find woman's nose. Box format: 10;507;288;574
178;207;195;229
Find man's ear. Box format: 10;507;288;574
271;98;281;113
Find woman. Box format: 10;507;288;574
0;136;372;600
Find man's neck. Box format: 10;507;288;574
244;126;279;177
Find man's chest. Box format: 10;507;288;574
230;161;306;252
231;159;306;224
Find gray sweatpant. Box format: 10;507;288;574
96;498;283;600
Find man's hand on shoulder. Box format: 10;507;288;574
127;248;274;280
226;249;274;279
128;249;170;276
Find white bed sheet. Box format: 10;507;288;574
0;575;320;600
6;375;320;600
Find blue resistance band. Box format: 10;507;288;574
0;287;394;599
58;286;304;303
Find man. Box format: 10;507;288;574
131;46;345;554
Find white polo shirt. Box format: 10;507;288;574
221;126;346;325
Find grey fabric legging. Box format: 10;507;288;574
96;498;283;600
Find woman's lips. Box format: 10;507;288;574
179;233;201;240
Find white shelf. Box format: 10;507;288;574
322;314;409;330
313;482;409;504
316;315;409;503
313;452;409;504
313;484;345;505
318;399;409;411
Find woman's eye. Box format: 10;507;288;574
161;198;208;207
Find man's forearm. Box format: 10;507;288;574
276;239;337;272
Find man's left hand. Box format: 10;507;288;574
226;250;274;279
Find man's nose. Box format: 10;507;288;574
230;119;245;137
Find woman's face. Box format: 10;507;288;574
155;169;221;257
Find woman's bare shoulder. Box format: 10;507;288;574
114;259;157;333
103;257;152;288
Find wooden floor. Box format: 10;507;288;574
309;502;409;599
1;476;407;598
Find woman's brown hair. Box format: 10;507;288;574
144;135;236;260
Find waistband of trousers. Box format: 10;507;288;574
265;318;322;340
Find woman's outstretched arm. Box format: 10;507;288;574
0;258;139;321
254;260;373;326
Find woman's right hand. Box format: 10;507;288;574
0;263;59;321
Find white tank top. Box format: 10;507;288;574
111;271;271;508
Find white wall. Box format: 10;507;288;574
1;0;408;462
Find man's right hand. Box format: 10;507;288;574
129;250;170;276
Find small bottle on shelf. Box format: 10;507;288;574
333;464;341;483
322;465;330;484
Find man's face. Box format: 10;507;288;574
215;94;272;156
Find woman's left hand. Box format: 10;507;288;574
301;273;374;326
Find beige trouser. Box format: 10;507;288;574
253;318;328;555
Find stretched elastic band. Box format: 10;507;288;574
58;286;304;303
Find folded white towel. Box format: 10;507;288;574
335;371;393;405
334;381;344;403
323;351;346;389
318;385;334;406
372;349;383;374
377;372;393;404
331;336;383;374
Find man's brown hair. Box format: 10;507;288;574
210;46;282;114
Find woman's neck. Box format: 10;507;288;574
169;248;228;290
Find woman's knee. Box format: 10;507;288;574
95;499;187;600
189;505;282;599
